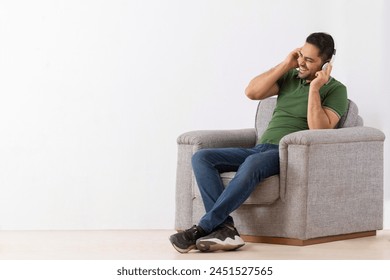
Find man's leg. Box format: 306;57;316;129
169;144;280;253
169;146;257;253
197;144;280;233
196;144;280;251
191;146;258;226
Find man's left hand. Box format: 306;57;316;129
311;62;332;90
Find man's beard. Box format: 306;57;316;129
298;67;314;81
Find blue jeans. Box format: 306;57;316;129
191;144;280;233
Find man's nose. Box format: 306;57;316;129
298;58;305;66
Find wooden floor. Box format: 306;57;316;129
0;229;389;260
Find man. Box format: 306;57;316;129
169;32;348;253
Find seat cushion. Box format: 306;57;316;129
220;172;280;205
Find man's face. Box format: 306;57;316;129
297;43;325;82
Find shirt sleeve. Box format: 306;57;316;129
321;82;348;118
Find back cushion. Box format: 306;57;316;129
255;98;277;142
337;99;363;128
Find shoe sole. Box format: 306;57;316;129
196;236;245;252
169;237;196;254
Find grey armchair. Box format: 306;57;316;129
174;98;385;245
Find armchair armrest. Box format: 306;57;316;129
279;126;385;146
177;128;257;149
278;126;385;202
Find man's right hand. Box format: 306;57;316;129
282;48;301;70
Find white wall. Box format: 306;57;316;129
0;0;388;230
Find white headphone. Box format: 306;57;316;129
322;48;336;71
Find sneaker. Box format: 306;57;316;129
169;225;206;253
196;225;245;252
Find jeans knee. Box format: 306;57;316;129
192;149;219;172
191;149;208;167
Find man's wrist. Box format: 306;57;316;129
309;83;322;93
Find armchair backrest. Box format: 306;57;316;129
255;98;363;142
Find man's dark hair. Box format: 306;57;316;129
306;32;335;62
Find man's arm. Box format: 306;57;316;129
245;48;300;100
307;63;341;129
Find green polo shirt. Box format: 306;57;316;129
258;69;348;145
